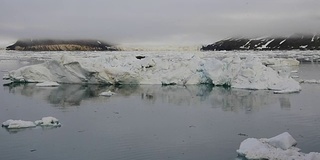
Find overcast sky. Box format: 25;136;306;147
0;0;320;46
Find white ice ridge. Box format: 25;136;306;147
4;54;301;92
237;132;320;160
2;117;61;129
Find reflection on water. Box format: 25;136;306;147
3;83;290;112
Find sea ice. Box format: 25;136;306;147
237;132;320;160
2;117;61;129
3;54;301;93
36;81;60;87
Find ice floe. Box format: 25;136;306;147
2;120;36;129
34;117;61;127
35;81;60;87
99;91;116;97
300;79;320;84
237;132;320;160
2;117;61;129
3;54;301;93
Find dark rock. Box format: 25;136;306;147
201;33;320;51
6;39;119;51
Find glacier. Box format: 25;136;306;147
3;53;301;92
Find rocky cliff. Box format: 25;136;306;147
201;33;320;51
6;39;118;51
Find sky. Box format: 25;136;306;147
0;0;320;47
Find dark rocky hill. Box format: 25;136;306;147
201;33;320;51
6;39;118;51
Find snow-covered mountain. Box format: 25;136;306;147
201;33;320;51
6;39;118;51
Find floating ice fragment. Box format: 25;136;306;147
34;117;61;127
237;132;320;160
99;91;116;97
300;79;320;84
2;119;36;129
36;81;60;87
2;117;61;129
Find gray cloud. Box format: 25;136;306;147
0;0;320;46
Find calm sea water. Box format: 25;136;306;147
0;52;320;160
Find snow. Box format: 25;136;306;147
240;40;251;49
300;45;308;49
99;91;116;97
36;81;60;87
2;117;61;129
257;39;274;49
279;39;286;45
3;54;301;93
311;35;315;42
237;132;320;160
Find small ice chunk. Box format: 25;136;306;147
300;79;320;84
2;119;36;129
99;91;116;97
35;117;61;127
36;81;60;87
267;132;297;150
274;89;300;94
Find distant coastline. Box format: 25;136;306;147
5;34;320;52
6;39;118;51
201;33;320;51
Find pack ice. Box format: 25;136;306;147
4;54;301;92
237;132;320;160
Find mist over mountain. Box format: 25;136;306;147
6;39;118;51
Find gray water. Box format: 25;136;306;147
1;59;320;160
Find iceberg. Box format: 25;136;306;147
3;54;301;92
237;132;320;160
2;117;61;129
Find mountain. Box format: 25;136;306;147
6;39;118;51
201;33;320;51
